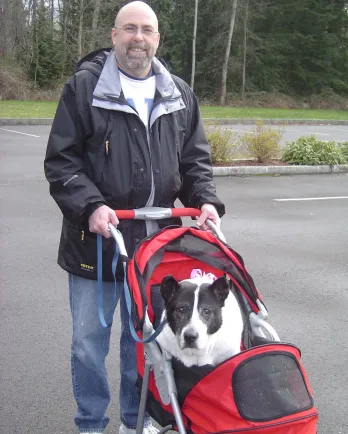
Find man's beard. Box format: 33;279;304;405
125;43;151;70
125;55;151;70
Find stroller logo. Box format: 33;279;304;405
80;263;94;272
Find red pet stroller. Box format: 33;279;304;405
101;207;318;434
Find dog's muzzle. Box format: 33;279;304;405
182;330;199;348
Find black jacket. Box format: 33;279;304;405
44;48;225;281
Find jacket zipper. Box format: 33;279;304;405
99;93;183;200
105;131;112;155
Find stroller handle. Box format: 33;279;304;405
114;207;200;220
113;207;226;242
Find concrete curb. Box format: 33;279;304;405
213;164;348;176
1;118;348;126
203;118;348;125
0;118;54;126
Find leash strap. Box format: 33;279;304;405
97;233;166;343
97;234;119;328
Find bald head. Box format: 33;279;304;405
111;0;160;78
115;1;158;30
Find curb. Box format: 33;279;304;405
1;118;348;126
0;118;54;126
213;164;348;176
203;118;348;126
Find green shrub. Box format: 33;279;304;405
205;122;238;164
316;141;347;165
283;136;347;166
338;141;348;162
238;120;283;163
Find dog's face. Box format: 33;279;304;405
160;275;230;353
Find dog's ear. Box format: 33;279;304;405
210;276;230;303
160;275;180;303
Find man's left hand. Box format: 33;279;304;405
196;203;221;231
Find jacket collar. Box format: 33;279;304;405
92;50;183;104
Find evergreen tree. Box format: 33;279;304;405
3;0;348;99
28;1;60;88
248;0;348;95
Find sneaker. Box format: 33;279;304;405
80;431;104;434
119;422;159;434
144;425;159;434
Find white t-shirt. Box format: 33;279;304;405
119;69;158;234
119;70;156;128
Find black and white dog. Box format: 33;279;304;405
156;274;244;367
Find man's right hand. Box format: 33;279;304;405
88;205;119;238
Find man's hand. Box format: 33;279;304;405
88;205;119;238
196;203;220;231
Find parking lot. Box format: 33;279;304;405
1;125;348;433
227;123;348;146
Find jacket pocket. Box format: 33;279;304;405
99;133;151;207
58;221;116;281
84;131;111;186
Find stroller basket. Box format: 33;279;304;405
108;209;318;434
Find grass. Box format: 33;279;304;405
200;106;348;120
0;101;58;118
0;100;347;120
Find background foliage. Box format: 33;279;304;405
1;0;348;102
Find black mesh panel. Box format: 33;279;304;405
233;352;313;421
150;284;164;329
165;233;258;303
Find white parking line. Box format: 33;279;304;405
0;128;40;138
274;196;348;202
305;132;330;136
284;130;329;136
285;128;348;133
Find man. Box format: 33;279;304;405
44;1;225;433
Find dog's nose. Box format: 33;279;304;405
184;330;199;345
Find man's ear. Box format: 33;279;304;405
210;276;230;304
111;28;117;45
155;32;160;49
160;275;180;303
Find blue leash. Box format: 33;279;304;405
97;233;166;343
97;234;118;327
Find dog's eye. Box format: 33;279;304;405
176;307;186;314
203;308;211;315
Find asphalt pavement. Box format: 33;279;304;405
1;123;348;146
226;123;348;145
1;126;348;434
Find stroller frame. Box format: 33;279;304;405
107;207;281;434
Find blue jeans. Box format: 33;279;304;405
69;273;150;432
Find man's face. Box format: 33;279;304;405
112;6;160;78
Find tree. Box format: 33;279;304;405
191;0;198;89
2;0;348;99
90;0;102;51
241;0;249;99
220;0;238;105
28;1;60;88
0;0;27;60
77;0;84;59
247;0;348;95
